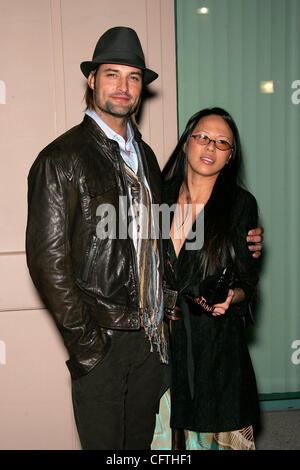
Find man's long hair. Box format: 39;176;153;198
162;107;245;278
85;81;94;110
84;66;99;111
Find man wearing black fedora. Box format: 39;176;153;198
26;26;263;450
26;26;167;450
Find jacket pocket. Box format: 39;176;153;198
67;327;112;382
79;175;117;224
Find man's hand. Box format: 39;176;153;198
247;227;264;258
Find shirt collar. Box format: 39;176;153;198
85;108;134;147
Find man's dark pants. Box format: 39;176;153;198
71;329;166;450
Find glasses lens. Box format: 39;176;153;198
192;134;232;150
215;140;231;151
192;134;210;145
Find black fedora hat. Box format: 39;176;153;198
80;26;158;85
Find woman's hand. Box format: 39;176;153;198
212;287;246;316
212;289;235;316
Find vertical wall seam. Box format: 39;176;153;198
49;0;67;136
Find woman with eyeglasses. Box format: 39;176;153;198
162;107;261;450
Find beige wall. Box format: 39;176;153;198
0;0;177;449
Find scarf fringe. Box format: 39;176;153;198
142;311;168;364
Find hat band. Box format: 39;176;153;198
92;49;146;70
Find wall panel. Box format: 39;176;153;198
0;0;58;252
0;309;80;450
175;0;300;394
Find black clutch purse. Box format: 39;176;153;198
185;267;234;313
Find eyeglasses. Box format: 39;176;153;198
191;133;233;151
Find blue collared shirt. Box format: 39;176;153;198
85;109;147;251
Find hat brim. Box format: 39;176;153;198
80;59;158;85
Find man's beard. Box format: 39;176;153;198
98;100;135;118
94;91;139;119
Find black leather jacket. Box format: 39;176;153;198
26;115;163;379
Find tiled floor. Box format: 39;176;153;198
255;409;300;450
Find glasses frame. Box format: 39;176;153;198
191;133;233;151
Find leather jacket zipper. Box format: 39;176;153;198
82;234;98;282
118;155;141;309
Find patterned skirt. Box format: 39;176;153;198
151;392;256;450
177;427;255;450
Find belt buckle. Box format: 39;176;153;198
163;287;178;313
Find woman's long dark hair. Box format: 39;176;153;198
162;107;245;278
